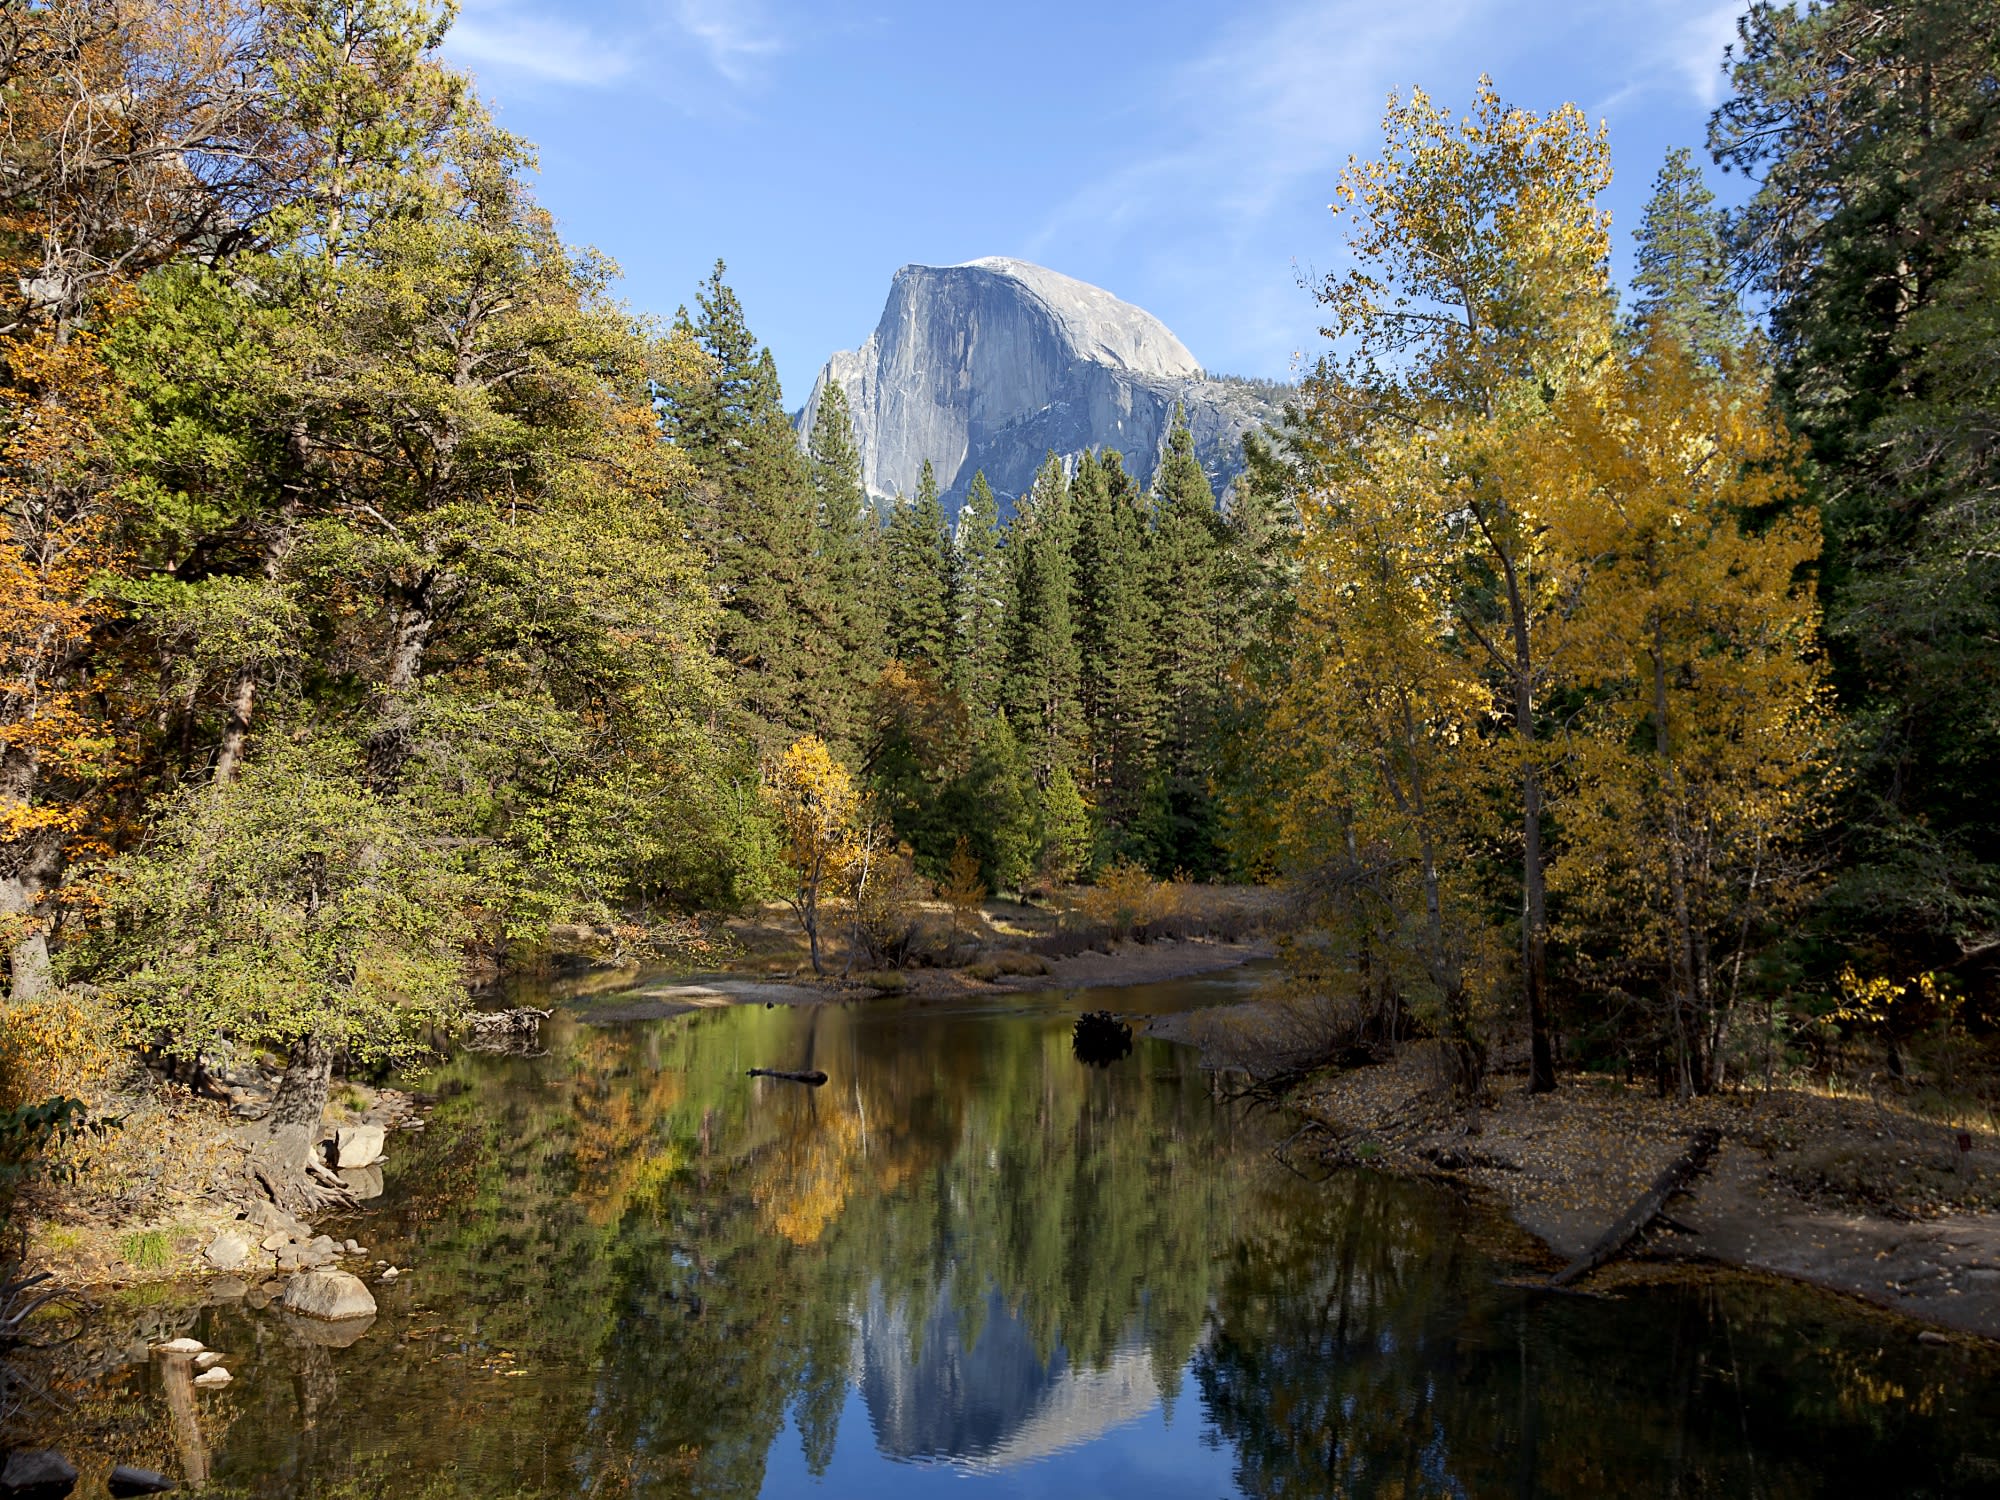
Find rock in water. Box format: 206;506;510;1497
337;1163;384;1200
331;1124;385;1168
107;1466;173;1496
0;1449;77;1496
280;1270;377;1321
798;258;1282;518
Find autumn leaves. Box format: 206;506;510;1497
1263;82;1826;1095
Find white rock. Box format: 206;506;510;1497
280;1269;377;1321
205;1230;251;1270
332;1124;385;1169
154;1337;205;1355
193;1366;232;1387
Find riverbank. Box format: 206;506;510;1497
1282;1044;2000;1341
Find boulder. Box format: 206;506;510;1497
332;1124;385;1169
304;1234;340;1264
280;1270;377;1321
0;1449;77;1497
259;1232;291;1253
107;1465;172;1496
204;1230;251;1270
207;1277;248;1303
337;1163;383;1200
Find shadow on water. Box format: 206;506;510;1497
17;987;2000;1498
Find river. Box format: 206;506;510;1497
33;969;2000;1497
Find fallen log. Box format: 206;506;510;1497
747;1068;828;1086
1548;1126;1721;1289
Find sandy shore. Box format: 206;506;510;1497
570;936;1275;1018
1287;1046;2000;1342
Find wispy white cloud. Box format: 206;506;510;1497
1668;0;1746;107
451;5;633;86
673;0;787;86
444;0;788;91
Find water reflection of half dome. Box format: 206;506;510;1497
856;1277;1166;1470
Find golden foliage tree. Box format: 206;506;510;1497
1546;333;1827;1094
766;736;860;974
1300;79;1617;1091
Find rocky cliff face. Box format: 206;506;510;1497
799;257;1282;516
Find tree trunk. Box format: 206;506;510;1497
364;571;438;793
245;1034;352;1214
1489;521;1556;1094
1651;624;1704;1099
1;831;62;1004
213;665;257;782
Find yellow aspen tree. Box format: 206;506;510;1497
1272;419;1499;1088
766;736;860;975
1546;333;1827;1095
1306;79;1616;1092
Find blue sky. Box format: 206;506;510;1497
445;0;1754;404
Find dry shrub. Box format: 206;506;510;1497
0;989;121;1108
1190;988;1382;1081
846;847;933;969
1072;860;1180;936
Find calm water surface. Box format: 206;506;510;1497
41;970;2000;1497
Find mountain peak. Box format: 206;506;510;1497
801;261;1272;514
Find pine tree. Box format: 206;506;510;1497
805;383;882;749
1004;453;1084;788
1626;147;1746;368
1073;449;1160;861
1147;411;1227;873
882;459;952;672
659;262;822;744
950;469;1011;720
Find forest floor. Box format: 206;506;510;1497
1276;1043;2000;1341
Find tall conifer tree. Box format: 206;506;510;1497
1004;454;1084;787
804;384;882;749
881;459;952;672
1627;147;1746;367
1148;412;1227;872
950;469;1011;720
659;262;821;743
1073;450;1161;860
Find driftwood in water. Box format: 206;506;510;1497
747;1068;828;1086
1549;1127;1721;1289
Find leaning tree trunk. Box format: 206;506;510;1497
245;1034;353;1214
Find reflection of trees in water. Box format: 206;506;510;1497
1194;1175;2000;1499
205;1003;1251;1496
57;1003;2000;1498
